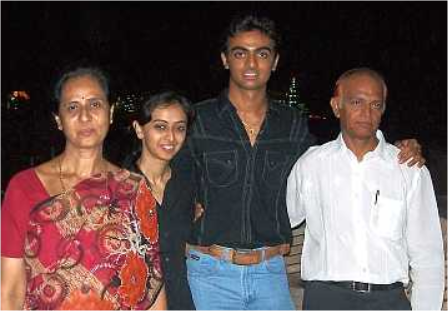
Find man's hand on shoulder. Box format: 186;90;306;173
395;138;425;168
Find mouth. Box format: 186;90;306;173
355;122;375;131
356;122;372;127
78;129;95;136
243;72;258;80
160;144;175;151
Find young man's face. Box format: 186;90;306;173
331;74;385;142
221;30;279;92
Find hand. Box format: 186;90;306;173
194;203;204;222
395;139;425;168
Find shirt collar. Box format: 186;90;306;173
336;130;390;162
216;89;280;118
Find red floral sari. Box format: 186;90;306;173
23;170;163;310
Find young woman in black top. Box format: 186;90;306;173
124;91;196;310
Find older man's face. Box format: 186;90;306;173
335;74;385;142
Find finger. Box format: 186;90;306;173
419;158;426;168
406;157;418;167
398;151;409;163
406;156;426;168
407;156;426;167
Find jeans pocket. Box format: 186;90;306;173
264;255;287;274
186;249;220;275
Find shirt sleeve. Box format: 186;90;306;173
1;174;30;257
286;159;306;228
406;167;445;310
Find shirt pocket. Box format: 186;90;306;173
204;150;238;188
370;196;405;240
262;151;292;189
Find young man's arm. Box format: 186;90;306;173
406;167;445;310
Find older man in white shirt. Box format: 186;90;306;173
286;67;444;310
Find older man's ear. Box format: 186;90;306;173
330;97;341;118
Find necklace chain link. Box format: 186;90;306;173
241;119;261;137
58;157;108;195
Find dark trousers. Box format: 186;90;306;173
302;281;411;310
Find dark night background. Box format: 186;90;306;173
1;2;447;194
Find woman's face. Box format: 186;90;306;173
55;75;113;150
134;103;188;162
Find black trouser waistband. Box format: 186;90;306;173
314;281;403;292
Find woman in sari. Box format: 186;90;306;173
1;67;166;310
124;91;196;310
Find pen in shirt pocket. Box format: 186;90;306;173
374;190;380;205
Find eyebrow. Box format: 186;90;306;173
63;96;105;103
229;46;273;53
152;119;187;124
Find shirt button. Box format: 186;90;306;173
165;257;170;262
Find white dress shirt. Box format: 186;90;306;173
286;130;445;310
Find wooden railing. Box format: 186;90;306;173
285;223;305;278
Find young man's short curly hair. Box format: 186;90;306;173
220;13;281;54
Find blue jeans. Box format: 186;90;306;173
186;247;295;310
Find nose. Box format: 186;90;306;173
247;52;257;68
359;103;373;119
166;128;175;142
79;106;92;122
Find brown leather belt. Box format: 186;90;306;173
186;243;290;265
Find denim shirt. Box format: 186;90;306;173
175;90;315;249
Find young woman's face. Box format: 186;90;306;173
134;103;188;162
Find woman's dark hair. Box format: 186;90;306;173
136;91;195;128
52;67;110;113
220;13;281;54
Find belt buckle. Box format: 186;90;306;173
352;282;371;293
230;248;257;265
228;249;237;263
